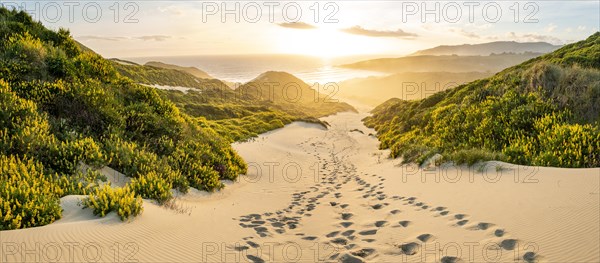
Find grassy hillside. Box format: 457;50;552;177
112;59;355;142
365;33;600;168
160;71;355;141
112;60;228;90
0;8;249;229
341;53;543;73
145;61;213;79
339;71;493;106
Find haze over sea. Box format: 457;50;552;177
126;54;387;84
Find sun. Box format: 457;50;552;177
275;26;382;58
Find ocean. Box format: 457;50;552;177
124;54;387;84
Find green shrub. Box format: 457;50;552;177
129;172;173;204
103;136;156;177
2;32;48;81
81;185;143;221
43;137;107;174
365;36;600;169
0;155;62;230
187;164;222;191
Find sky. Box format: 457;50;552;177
4;1;599;58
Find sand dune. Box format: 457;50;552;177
1;112;598;263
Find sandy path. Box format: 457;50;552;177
1;112;598;263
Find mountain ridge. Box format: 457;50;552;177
341;53;544;73
411;41;561;56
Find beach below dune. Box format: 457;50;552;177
1;112;598;263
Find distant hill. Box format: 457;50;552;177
112;60;231;91
339;71;492;106
112;60;355;123
145;61;213;79
341;53;543;73
364;32;600;168
110;58;140;66
237;71;356;117
158;71;356;141
411;41;561;56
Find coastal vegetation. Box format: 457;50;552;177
365;33;600;168
0;7;354;229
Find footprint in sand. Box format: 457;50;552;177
341;213;354;220
326;231;340;238
441;256;462;263
475;222;494;230
417;233;435;242
351;248;376;259
434;206;446;212
331;237;347;245
234;245;249;251
246;255;265;263
339;253;364;263
456;220;469;226
500;239;519;250
374;220;388;227
341;230;355;236
271;222;284;228
494;229;505;237
371;203;388;210
398;220;411;227
454;214;467;220
523;251;538;262
345;244;357;250
399;242;420;255
358;229;378;236
246;240;260;248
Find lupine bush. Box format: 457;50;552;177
129;172;173;204
0;155;62;230
81;185;143;221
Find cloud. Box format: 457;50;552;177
450;28;481;39
545;23;557;33
506;32;563;44
340;26;417;38
77;35;171;42
158;5;184;16
77;36;128;41
277;22;317;30
448;28;564;44
134;35;171;41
